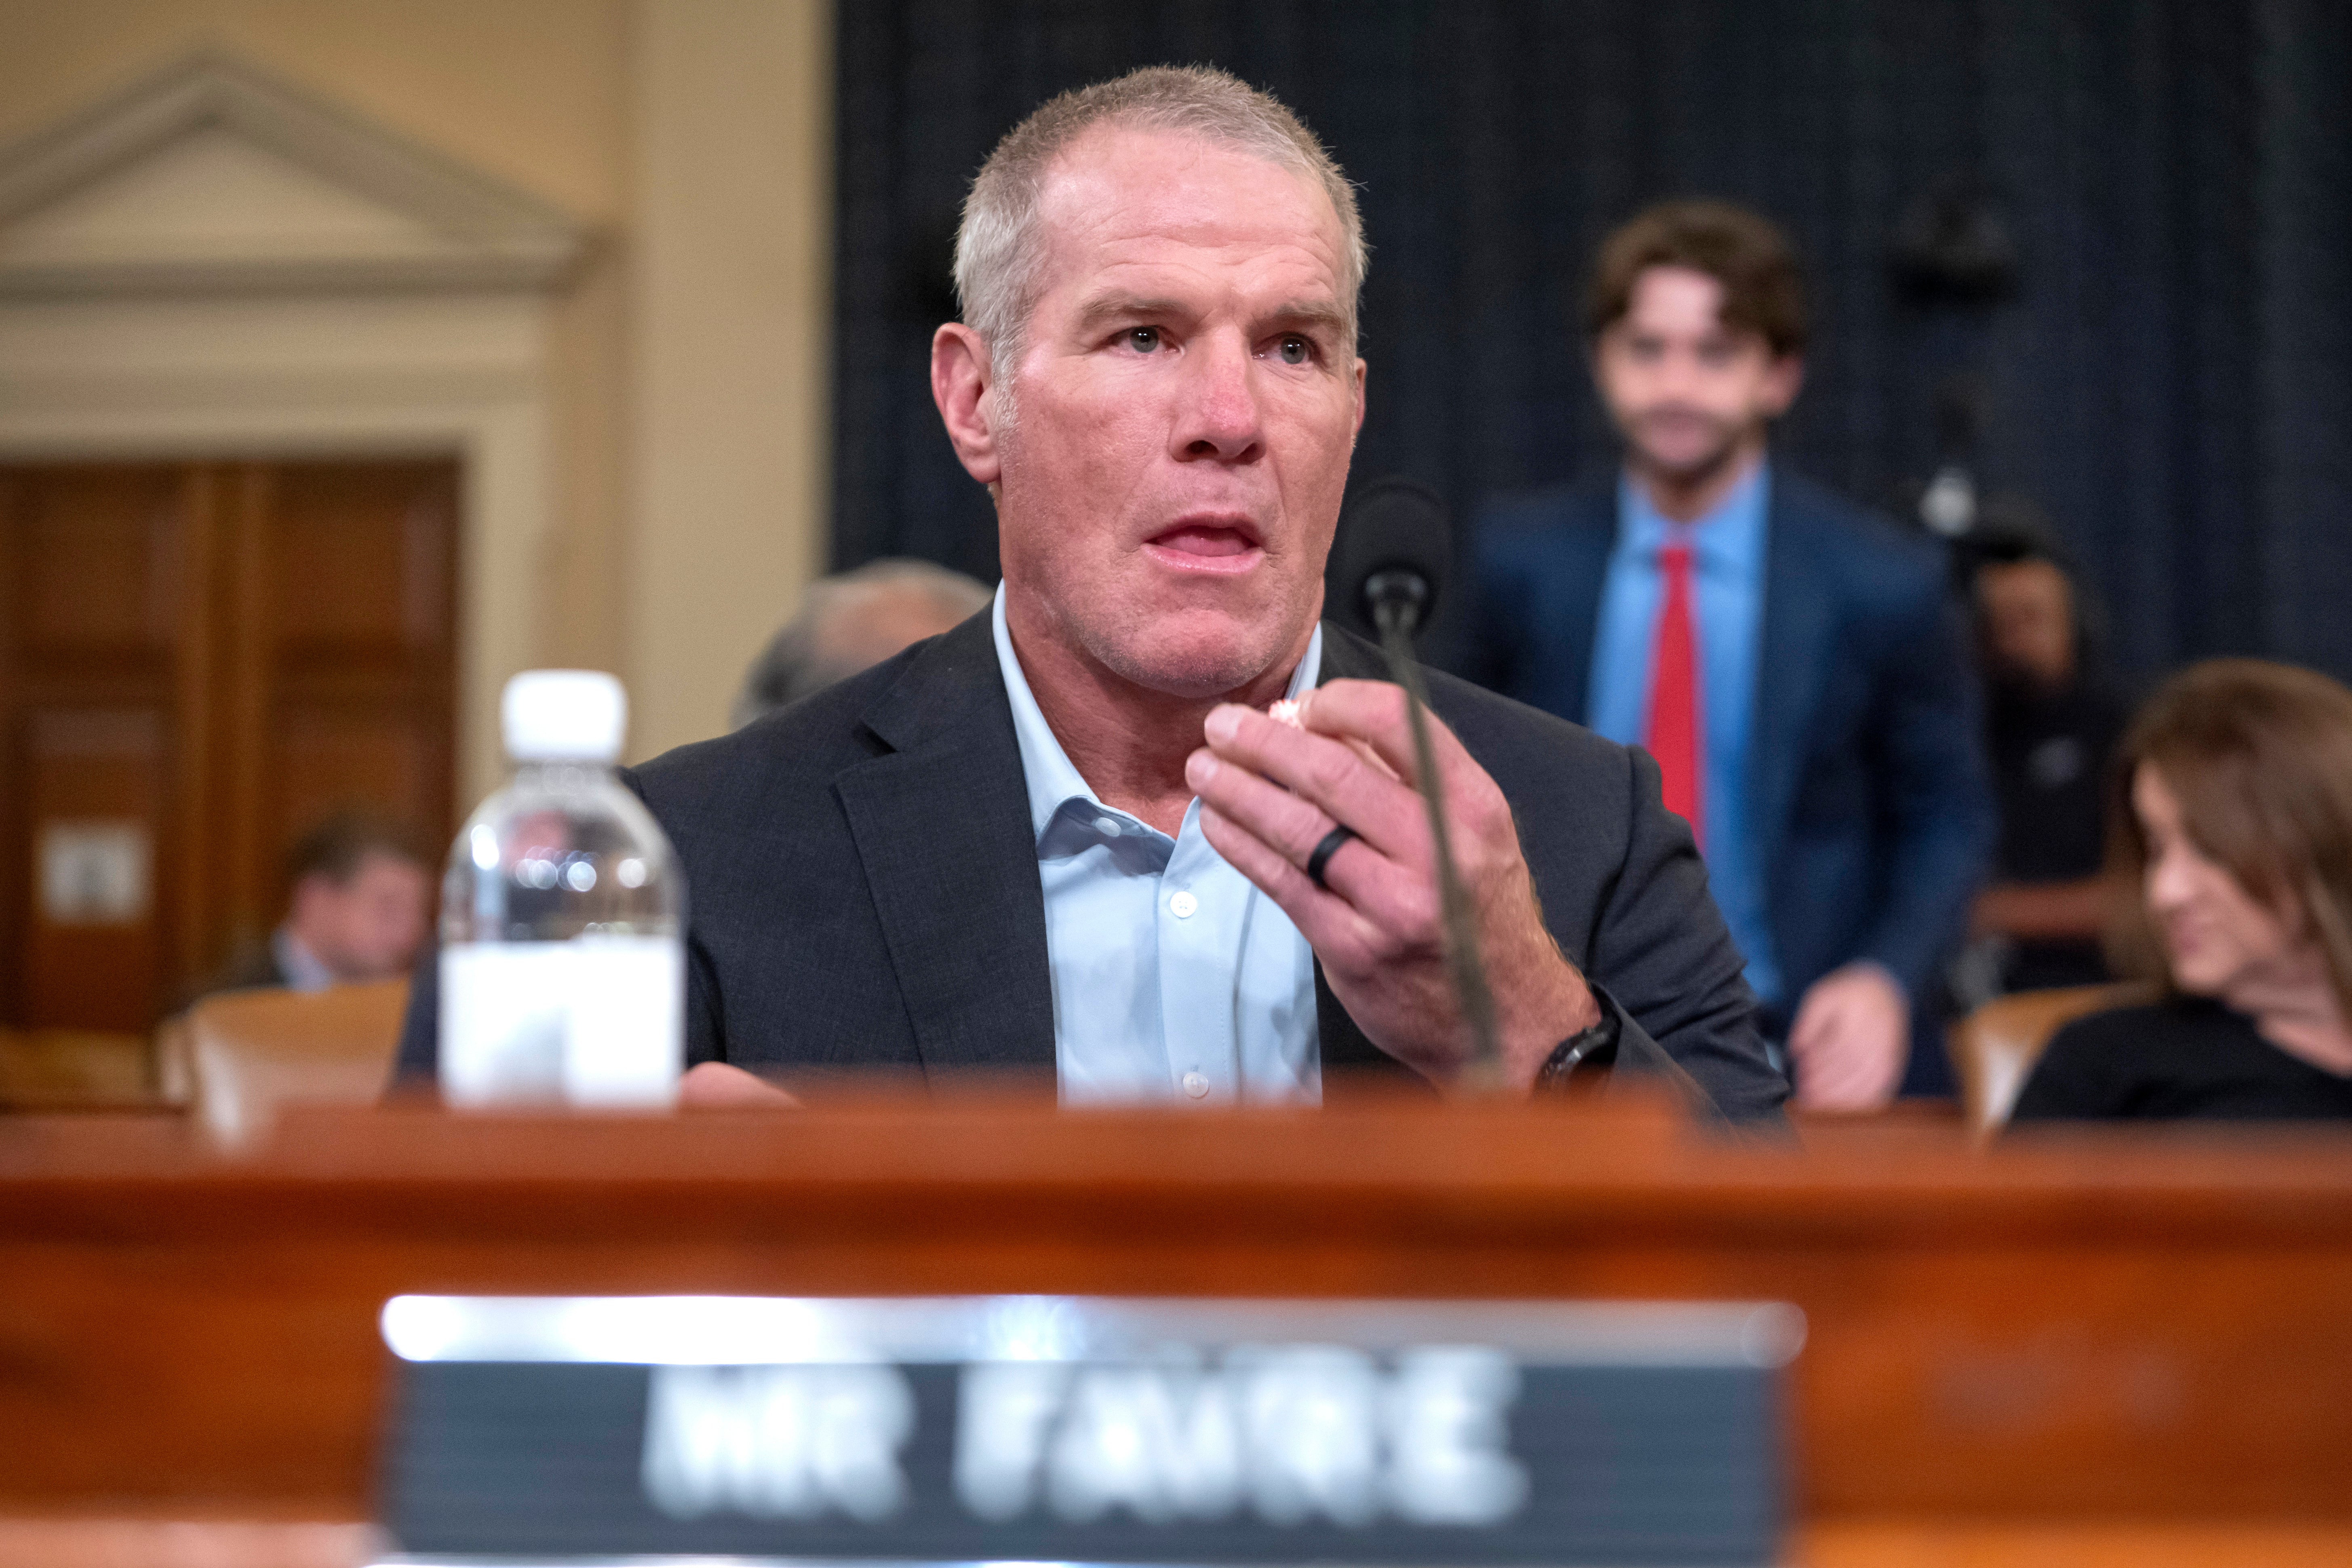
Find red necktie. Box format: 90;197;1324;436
1645;543;1704;849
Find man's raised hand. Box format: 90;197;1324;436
1185;679;1600;1092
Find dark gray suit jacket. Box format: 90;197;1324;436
396;613;1786;1121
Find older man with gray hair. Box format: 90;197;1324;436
400;65;1782;1121
733;558;993;728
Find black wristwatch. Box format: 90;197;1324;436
1534;996;1621;1092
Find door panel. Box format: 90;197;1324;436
270;710;437;861
13;468;180;656
0;459;459;1031
241;461;458;959
268;463;452;653
20;709;166;1031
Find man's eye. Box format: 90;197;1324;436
1273;334;1313;366
1125;327;1161;353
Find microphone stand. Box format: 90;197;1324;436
1364;572;1506;1092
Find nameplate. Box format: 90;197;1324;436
377;1294;1799;1566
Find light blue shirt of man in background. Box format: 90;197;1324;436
271;926;336;993
991;586;1323;1104
1586;462;1781;1007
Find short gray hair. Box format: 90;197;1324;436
732;558;994;727
953;65;1366;392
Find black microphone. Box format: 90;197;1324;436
1330;478;1504;1087
1327;476;1449;641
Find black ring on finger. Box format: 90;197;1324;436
1305;824;1358;889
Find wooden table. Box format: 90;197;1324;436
2;1095;2348;1564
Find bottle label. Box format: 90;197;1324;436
440;936;683;1109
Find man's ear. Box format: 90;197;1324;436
1760;352;1806;418
931;323;1003;486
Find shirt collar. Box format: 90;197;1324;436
1617;458;1770;572
272;926;337;992
991;583;1323;846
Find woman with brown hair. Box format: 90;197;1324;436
2012;659;2352;1121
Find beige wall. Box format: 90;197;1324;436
0;0;632;221
0;0;834;769
626;0;832;761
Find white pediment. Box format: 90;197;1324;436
0;53;587;296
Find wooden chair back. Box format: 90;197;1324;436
186;980;409;1146
1947;983;2147;1135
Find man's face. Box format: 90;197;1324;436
1977;558;2077;691
988;127;1366;698
1592;266;1800;485
293;852;430;983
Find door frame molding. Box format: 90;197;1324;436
0;291;550;809
0;51;592;810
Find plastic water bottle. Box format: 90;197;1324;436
438;670;685;1107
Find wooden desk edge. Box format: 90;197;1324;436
8;1516;2352;1568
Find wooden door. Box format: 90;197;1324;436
0;459;458;1031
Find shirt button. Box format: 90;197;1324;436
1168;890;1199;918
1181;1071;1210;1099
1094;815;1122;836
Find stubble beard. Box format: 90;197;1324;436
1623;401;1768;489
1066;580;1307;702
995;430;1327;705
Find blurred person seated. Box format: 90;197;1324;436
189;811;430;1002
732;558;994;728
2013;661;2352;1122
1469;200;1994;1111
1969;525;2131;993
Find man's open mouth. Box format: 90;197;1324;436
1144;518;1264;574
1151;524;1257;556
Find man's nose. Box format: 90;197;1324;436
1172;333;1265;463
2146;852;2193;914
1652;346;1709;398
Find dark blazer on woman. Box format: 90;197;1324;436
2014;996;2352;1121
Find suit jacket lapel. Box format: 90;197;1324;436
835;616;1427;1087
1554;508;1616;727
833;614;1057;1075
1751;491;1834;887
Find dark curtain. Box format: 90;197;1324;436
832;0;2352;685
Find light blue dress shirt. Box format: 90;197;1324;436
272;926;336;993
991;587;1324;1105
1587;463;1783;1006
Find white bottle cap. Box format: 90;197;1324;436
502;670;627;763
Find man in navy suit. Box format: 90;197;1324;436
1471;200;1994;1110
